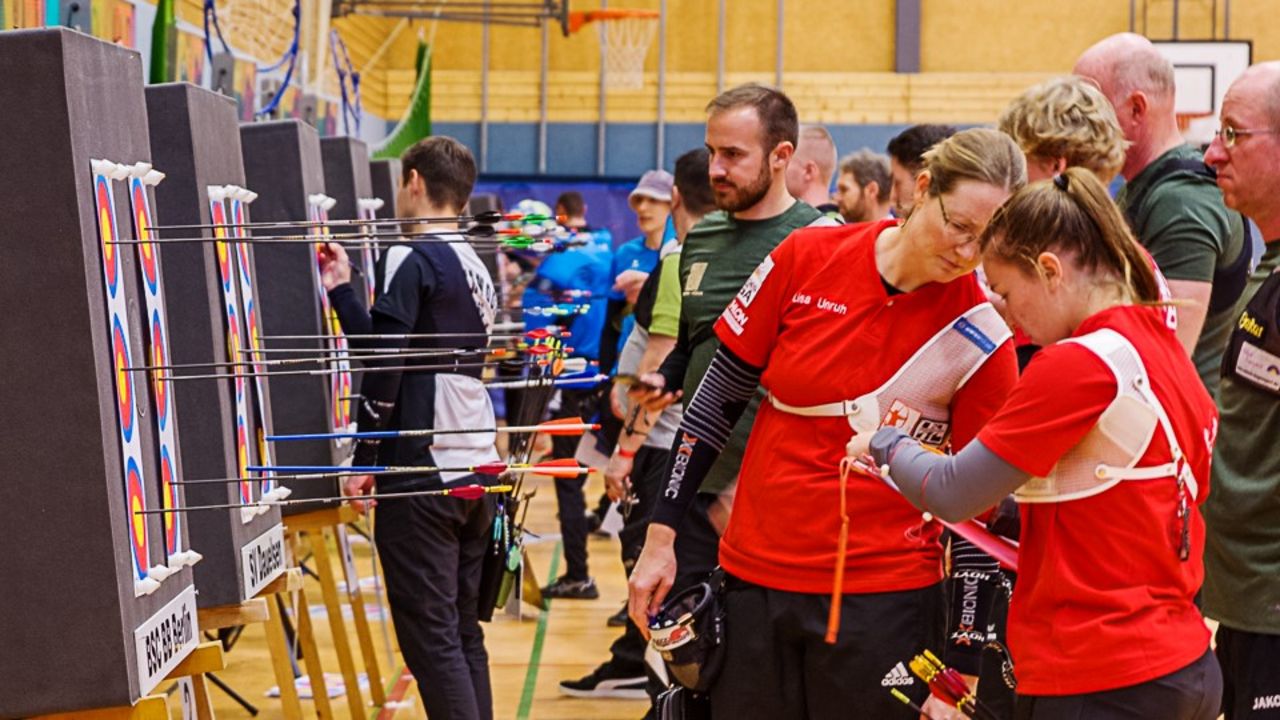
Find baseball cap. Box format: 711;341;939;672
629;170;674;204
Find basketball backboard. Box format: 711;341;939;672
1153;40;1252;144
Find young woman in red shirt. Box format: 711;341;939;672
629;128;1024;719
849;167;1222;719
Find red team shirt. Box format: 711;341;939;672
978;305;1216;696
712;219;1019;594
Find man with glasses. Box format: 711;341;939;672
1201;61;1280;720
1075;33;1250;397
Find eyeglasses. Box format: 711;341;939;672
936;193;979;245
1215;124;1279;148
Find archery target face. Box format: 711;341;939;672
133;182;160;294
126;457;148;576
113;316;135;443
97;177;119;298
161;445;176;544
150;311;169;430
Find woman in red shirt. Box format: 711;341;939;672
850;167;1221;719
630;128;1024;719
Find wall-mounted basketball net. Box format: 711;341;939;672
570;8;660;90
328;1;659;90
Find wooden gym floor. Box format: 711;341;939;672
201;470;648;720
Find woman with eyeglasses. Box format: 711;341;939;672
847;168;1222;720
628;128;1023;719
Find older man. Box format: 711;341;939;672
1075;33;1250;397
1201;61;1280;720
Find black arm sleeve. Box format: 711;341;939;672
329;283;373;339
328;277;420;466
649;345;762;530
656;311;692;394
597;298;627;376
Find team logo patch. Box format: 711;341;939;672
881;662;914;687
735;255;775;308
684;262;708;296
883;400;950;446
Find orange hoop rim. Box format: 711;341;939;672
566;8;659;35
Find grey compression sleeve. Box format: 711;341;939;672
869;428;1030;522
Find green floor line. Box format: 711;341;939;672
516;541;562;720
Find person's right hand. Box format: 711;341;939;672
604;451;633;502
628;524;679;640
342;474;376;513
627;372;681;412
317;242;352;291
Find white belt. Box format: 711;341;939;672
767;393;860;417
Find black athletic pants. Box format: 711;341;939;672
375;487;496;720
709;575;943;720
1015;648;1220;720
647;491;725;711
551;388;595;580
601;445;668;675
1217;624;1280;718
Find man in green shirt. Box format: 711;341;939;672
1200;61;1280;720
1076;33;1250;397
628;84;837;625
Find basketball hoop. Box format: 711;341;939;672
568;9;659;91
1177;112;1216;146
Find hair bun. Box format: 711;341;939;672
1053;173;1070;191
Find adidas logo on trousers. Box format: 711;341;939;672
881;662;914;687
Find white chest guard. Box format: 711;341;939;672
1014;329;1200;505
769;303;1011;446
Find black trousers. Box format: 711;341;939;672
709;576;943;720
1217;624;1280;718
1015;648;1221;720
602;445;668;675
375;488;496;720
648;491;726;710
551;388;596;580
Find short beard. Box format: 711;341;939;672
714;160;773;213
843;194;869;223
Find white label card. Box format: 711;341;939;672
133;584;199;696
241;523;286;599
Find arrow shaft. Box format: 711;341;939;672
145;210;515;233
267;421;597;442
127;347;507;372
157;358;550;382
135;484;515;514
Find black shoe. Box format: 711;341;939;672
542;575;600;600
606;602;629;627
559;664;648;699
586;508;604;534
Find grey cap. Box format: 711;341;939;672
629;169;674;203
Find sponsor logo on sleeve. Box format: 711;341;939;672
735;255;775;308
665;433;698;499
721;301;749;336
